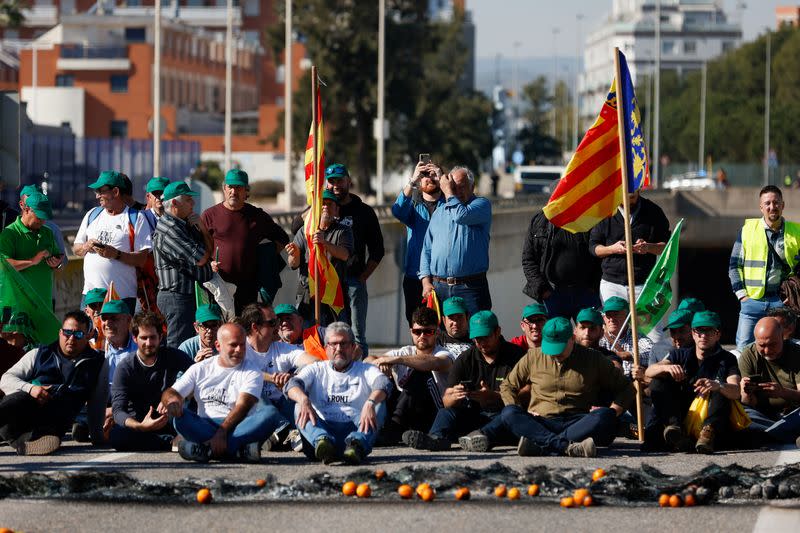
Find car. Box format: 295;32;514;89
662;170;716;190
513;165;565;195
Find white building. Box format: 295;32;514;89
580;0;742;122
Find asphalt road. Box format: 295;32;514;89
0;439;799;532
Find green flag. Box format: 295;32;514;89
0;257;61;345
635;218;684;335
195;281;210;309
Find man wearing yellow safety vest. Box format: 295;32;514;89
729;186;800;351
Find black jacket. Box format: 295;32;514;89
522;211;601;300
338;194;385;278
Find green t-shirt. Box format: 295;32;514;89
0;216;60;304
738;341;800;415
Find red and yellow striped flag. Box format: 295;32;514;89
304;92;325;206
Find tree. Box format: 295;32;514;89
516;75;560;163
0;0;24;28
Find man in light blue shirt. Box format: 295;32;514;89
419;166;492;318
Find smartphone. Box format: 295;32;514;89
419;153;431;164
748;375;766;384
93;242;106;249
459;380;474;391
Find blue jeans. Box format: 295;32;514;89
744;406;800;444
736;296;784;350
173;401;287;456
544;286;602;320
500;405;617;454
295;402;386;460
157;291;197;349
428;404;513;445
344;277;369;356
268;395;296;428
432;276;492;318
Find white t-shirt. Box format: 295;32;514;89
382;344;454;397
75;206;153;299
294;360;390;423
246;340;307;401
172;355;263;419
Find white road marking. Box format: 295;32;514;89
752;447;800;533
42;451;136;475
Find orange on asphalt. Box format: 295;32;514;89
583;495;594;507
342;481;357;497
592;468;606;482
0;528;14;533
255;479;267;488
416;483;430;498
455;487;471;501
508;487;521;500
420;486;435;502
375;469;386;481
196;488;212;505
669;494;683;508
560;496;575;508
356;483;372;498
494;484;507;498
527;484;540;497
573;488;590;505
684;494;696;507
658;493;670;507
397;484;414;499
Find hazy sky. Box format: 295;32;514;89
469;0;786;59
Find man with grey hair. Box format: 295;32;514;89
419;166;492;317
286;322;392;465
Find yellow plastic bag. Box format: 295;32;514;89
730;400;751;431
684;396;752;439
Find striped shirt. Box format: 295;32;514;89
153;213;212;294
729;218;786;300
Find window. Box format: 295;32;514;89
662;40;674;55
127;0;141;5
60;0;75;15
110;120;128;138
60;121;70;129
684;41;697;55
110;75;128;93
244;0;259;16
55;74;74;87
125;27;146;43
186;0;203;5
722;41;735;53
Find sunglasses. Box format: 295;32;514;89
411;327;436;336
523;317;547;326
61;328;86;339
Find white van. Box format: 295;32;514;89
513;165;565;195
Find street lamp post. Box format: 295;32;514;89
376;0;385;204
763;30;771;186
698;61;706;173
573;13;583;151
284;0;293;210
153;0;162;175
551;27;560;139
224;0;233;171
653;0;661;188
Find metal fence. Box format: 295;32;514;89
19;134;200;213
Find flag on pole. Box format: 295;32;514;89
302;326;327;360
0;257;60;345
195;281;210;309
543;50;649;233
635;219;684;335
423;289;441;325
304;91;325;206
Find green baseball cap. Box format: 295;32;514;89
663;308;694;331
195;304;223;323
576;307;603;326
691;310;721;329
146;176;170;193
325;163;349;180
274;303;299;316
603;296;628;313
162;181;199;202
19;184;42;199
442;296;468;317
88;170;125;190
322;189;340;204
24;192;52;220
84;288;108;306
2;311;33;337
469;310;499;339
100;300;131;316
522;302;548;320
541;317;573;356
677;297;705;314
224;169;249;187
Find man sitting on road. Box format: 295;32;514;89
366;307;455;444
599;296;653;380
178;304;221;362
286;322;392;465
0;311;108;455
739;317;800;445
642;311;742;454
438;296;472;359
275;303;327;352
767;308;800;346
161;324;279;462
510;303;547;349
110;312;191;451
573;307;622;369
403;310;525;452
499;317;634;458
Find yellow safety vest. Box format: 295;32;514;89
741;218;800;299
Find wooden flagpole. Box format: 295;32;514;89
613;47;645;442
311;65;320;325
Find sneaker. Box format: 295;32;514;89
459;431;491;453
238;442;261;463
178;439;211;463
342;440;366;465
71;422;90;443
171;435;184;453
564;437;596;458
663;424;692;452
516;436;544;457
14;434;61;456
314;437;337;464
286;429;304;453
696;425;715;454
401;430;450;451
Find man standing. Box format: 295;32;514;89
153;181;213;347
286;322;392;464
0;311;108;455
392;161;444;325
510;303;548;349
325;164;385;356
178;304;222;362
0;192;62;305
730;186;800;350
162;324;278;462
522;210;601;319
110;312;191;451
202;169;289;313
438;296;472;358
145;177;170;220
739;317;800;445
420;166;492;317
499;317;635;457
73;170;153;314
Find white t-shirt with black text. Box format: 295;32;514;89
246;341;307;401
172;355;263;419
382;344;454;397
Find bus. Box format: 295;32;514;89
513;165;565;195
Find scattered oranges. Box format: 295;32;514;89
196;487;212;505
375;469;386;481
255;479;267;488
416;482;431;498
507;487;521;500
573;488;590;506
527;484;540;497
455;487;471;501
494;484;507;498
397;484;414;499
420;486;436;502
356;483;372;498
658;493;670;507
0;528;15;533
669;494;683;508
592;468;606;482
684;494;696;507
583;495;594;507
342;481;357;497
560;496;575;508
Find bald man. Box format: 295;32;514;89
739;317;800;446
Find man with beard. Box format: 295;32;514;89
392;161;445;325
286;322;392;464
573;307;622;369
510;303;548;349
438;296;472;359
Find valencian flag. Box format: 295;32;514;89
0;257;61;345
304;91;325;206
422;289;441;325
543;50;649;233
635;219;683;335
